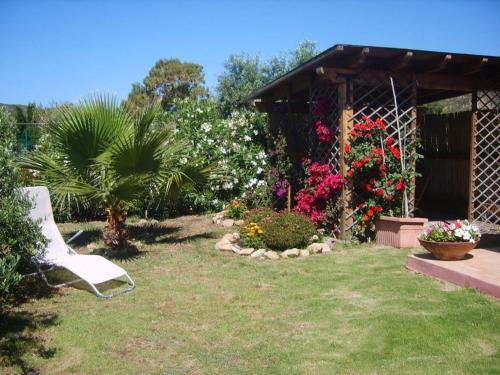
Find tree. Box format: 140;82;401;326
216;54;265;117
217;40;320;116
126;59;208;110
19;96;213;249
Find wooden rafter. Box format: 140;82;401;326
461;57;489;75
344;47;370;69
421;54;452;73
389;51;413;71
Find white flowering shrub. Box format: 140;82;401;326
160;98;269;212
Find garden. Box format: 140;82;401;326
1;40;499;374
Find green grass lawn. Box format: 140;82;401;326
1;215;499;374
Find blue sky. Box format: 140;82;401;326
1;0;499;106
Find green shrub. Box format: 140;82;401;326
245;207;275;224
260;212;316;251
0;107;46;300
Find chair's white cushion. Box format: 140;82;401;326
54;255;126;285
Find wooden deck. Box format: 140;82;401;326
407;246;500;299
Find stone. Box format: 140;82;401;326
282;248;300;258
323;236;334;246
221;233;236;243
307;242;324;254
222;219;235;227
215;240;234;251
264;250;280;260
321;242;332;253
299;249;310;257
239;247;254;255
250;249;266;258
234;220;245;226
232;244;242;254
215;218;222;225
232;232;240;241
317;228;326;235
150;219;159;226
309;234;319;242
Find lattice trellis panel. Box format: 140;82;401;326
471;90;500;224
345;74;417;233
309;83;340;172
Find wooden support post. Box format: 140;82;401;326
287;184;291;213
338;79;354;238
409;81;417;214
468;91;478;221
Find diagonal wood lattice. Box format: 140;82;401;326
471;90;500;224
345;74;417;232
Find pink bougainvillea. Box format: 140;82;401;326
294;160;344;231
314;120;333;142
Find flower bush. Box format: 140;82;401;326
240;222;266;249
294;159;344;232
226;199;246;219
345;116;418;238
420;220;480;243
160;98;269;212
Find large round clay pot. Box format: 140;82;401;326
418;238;480;260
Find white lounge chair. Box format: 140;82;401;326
21;186;135;298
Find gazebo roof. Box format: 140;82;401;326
249;44;500;104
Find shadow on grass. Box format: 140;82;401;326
129;224;181;244
64;229;102;247
0;310;58;375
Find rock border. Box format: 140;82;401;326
214;232;334;260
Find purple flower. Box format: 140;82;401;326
273;179;289;199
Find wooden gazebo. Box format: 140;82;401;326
249;44;500;237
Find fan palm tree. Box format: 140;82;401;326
18;95;213;249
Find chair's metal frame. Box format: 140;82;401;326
33;230;136;299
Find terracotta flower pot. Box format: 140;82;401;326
418;238;480;260
375;216;428;248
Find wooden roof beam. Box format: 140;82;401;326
461;57;489;75
344;47;370;69
422;54;452;73
389;51;413;71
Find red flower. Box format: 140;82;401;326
362;215;370;222
353;161;362;169
390;147;401;159
367;208;374;217
395;179;405;191
375;188;384;196
346;169;353;178
386;137;395;147
379;165;386;173
344;143;350;153
376;118;385;130
385;194;393;202
374;205;383;213
386;179;393;187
